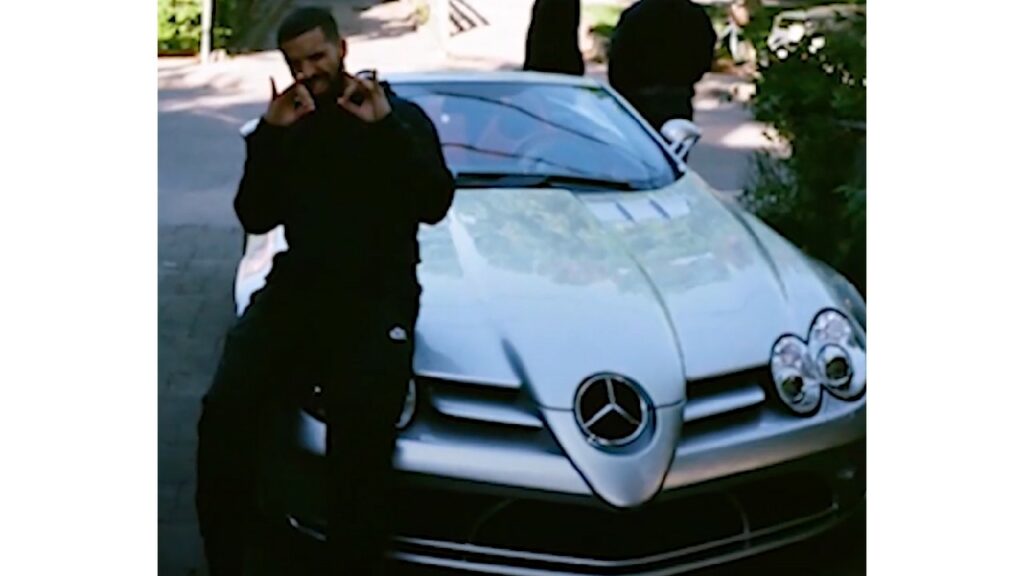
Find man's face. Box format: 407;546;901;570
280;27;347;99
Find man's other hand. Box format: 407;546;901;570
337;70;392;123
264;76;316;127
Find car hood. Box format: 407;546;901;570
235;172;854;508
414;172;843;410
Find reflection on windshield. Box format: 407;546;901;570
392;81;678;190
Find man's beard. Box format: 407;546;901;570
303;69;345;105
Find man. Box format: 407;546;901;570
608;0;716;129
523;0;585;76
194;7;454;576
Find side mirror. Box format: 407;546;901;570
660;119;702;162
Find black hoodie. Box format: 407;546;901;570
524;0;585;76
234;87;455;295
608;0;716;124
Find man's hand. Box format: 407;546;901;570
337;70;392;123
263;76;315;127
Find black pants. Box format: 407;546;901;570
195;281;418;575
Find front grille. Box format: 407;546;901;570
472;492;744;561
284;440;865;574
732;472;835;530
684;367;771;424
418;368;778;431
467;472;835;564
422;376;544;429
395;487;508;543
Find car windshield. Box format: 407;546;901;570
390;81;679;191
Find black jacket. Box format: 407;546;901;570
235;90;455;295
523;0;585;76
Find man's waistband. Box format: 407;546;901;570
267;252;420;292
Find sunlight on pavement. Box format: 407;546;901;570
721;122;775;150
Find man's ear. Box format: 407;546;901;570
336;37;348;61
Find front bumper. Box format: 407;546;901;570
264;395;865;575
279;441;864;575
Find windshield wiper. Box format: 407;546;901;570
443;142;592;176
455;171;641;191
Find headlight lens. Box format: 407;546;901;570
819;344;852;385
810;309;853;345
809;310;866;400
771;335;822;415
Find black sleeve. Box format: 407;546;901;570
696;8;717;80
233;119;290;234
366;100;456;225
678;4;717;85
608;9;643;95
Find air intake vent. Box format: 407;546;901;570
684;368;769;423
422;376;544;429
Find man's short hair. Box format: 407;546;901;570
277;7;340;46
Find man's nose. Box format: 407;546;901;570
300;61;318;79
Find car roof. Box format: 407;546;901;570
384;70;605;89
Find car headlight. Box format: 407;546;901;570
304;379;418;429
808;310;866;400
771;309;866;414
809;309;852;344
771;335;822;415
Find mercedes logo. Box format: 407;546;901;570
574;374;650;447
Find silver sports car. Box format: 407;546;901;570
235;72;866;575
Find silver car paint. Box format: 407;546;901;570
237;178;861;507
237;175;843;393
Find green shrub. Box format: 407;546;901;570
158;0;201;52
158;0;234;54
582;3;623;33
743;8;866;292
